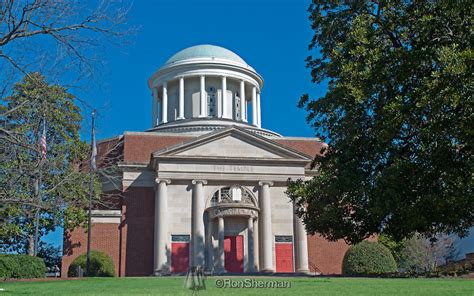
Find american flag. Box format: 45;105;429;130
40;120;47;161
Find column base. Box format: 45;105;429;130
296;268;310;274
176;116;185;120
153;270;171;276
214;268;226;275
160;121;168;125
198;115;208;118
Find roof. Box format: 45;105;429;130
120;131;324;164
165;44;247;65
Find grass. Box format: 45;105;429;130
0;276;472;295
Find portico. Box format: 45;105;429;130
150;127;311;274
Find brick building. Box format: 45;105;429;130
62;45;351;277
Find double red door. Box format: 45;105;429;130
224;235;244;272
275;243;293;272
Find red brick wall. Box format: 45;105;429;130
62;187;155;277
307;234;351;275
120;186;155;276
307;235;378;275
62;223;121;277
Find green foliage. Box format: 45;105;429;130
37;242;62;269
378;234;405;263
289;1;473;243
0;73;100;253
342;241;397;275
398;234;456;274
68;251;115;277
0;254;46;279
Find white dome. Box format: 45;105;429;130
165;44;247;65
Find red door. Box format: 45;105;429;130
171;242;189;273
224;235;244;272
275;243;293;272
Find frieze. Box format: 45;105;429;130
208;206;258;219
213;165;253;173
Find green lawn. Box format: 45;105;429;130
0;277;472;296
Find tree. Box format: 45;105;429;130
379;233;457;274
0;0;133;148
0;72;97;254
37;242;62;270
288;1;473;243
399;234;457;274
0;1;129;255
0;0;131;89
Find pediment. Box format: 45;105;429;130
152;126;311;161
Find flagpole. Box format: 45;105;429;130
86;110;96;276
33;118;46;256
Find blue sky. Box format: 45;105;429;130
81;0;326;139
44;0;325;249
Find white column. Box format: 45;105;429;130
217;216;225;273
253;218;259;271
191;179;207;267
247;217;254;272
252;86;257;126
161;82;168;124
206;218;214;272
199;75;207;117
240;80;246;122
258;181;274;272
257;92;261;128
178;77;185;120
221;76;228;119
154;178;171;274
293;204;309;273
152;88;158;127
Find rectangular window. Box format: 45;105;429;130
235;92;241;120
171;234;190;242
275;235;293;243
207;86;216;117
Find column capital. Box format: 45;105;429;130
258;181;274;187
155;178;171;185
192;179;208;185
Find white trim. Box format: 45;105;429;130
91;210;121;224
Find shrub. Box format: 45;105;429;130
343;241;397;275
68;250;115;277
0;254;46;279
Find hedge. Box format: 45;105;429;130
343;241;397;275
0;254;46;279
68;250;115;277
